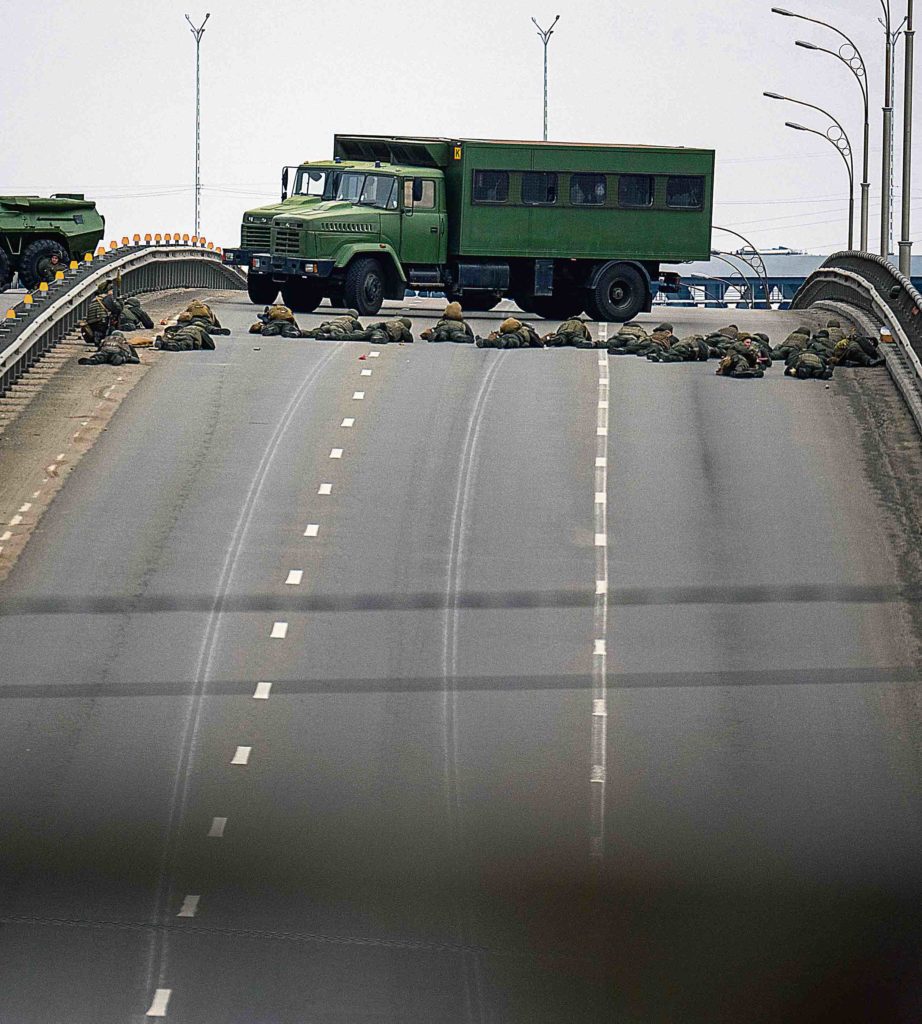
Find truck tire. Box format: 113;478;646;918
281;279;322;314
247;271;279;305
0;249;11;293
18;238;69;289
585;263;647;323
343;257;385;316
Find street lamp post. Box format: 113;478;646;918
771;9;870;251
881;1;895;255
186;13;210;238
531;15;560;141
764;92;855;249
713;226;772;306
899;0;915;275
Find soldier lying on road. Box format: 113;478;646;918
300;310;364;339
249;305;303;338
646;333;712;362
421;302;475;343
185;299;230;335
155;321;216;351
542;317;597;348
77;331;140;366
784;348;833;379
476;317;543;349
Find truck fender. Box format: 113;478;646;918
334;244;406;283
586;259;652;292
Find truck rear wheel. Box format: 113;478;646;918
0;249;11;293
247;271;279;305
343;257;385;316
281;279;322;314
19;238;68;289
585;263;647;323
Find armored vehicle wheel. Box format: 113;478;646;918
343;257;385;316
449;291;502;312
18;238;68;289
515;292;584;319
585;263;646;323
281;279;322;314
0;249;11;293
247;271;279;305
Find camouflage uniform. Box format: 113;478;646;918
715;346;763;379
301;310;364;339
647;334;711;362
77;331;140;366
542;318;596;348
155;322;216;351
363;317;415;344
770;326;813;361
249;305;302;338
606;323;649;354
421;302;474;343
828;336;884;368
79;281;120;345
40;255;67;283
185;299;229;335
784;349;832;380
117;296;154;332
476;317;543;349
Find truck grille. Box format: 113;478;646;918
273;228;301;256
241;224;271;250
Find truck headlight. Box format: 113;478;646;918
303;262;318;274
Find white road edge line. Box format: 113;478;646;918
231;745;252;765
146;988;172;1017
253;682;272;700
590;336;611;865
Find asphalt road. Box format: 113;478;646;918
1;297;922;1023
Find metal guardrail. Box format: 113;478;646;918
791;251;922;365
0;245;245;397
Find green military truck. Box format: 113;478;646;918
223;135;715;321
0;195;105;292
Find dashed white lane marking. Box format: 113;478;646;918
303;523;319;537
270;621;288;639
318;483;333;495
9;515;22;527
31;490;41;499
177;895;200;918
207;817;227;837
18;503;31;513
253;682;272;700
45;465;57;475
231;745;252;765
340;417;355;427
56;453;65;461
360;368;372;376
0;531;11;542
369;350;381;358
590;347;611;864
73;432;82;441
329;447;343;459
285;570;303;585
146;988;172;1016
352;391;365;400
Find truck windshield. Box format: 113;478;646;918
293;168;330;197
334;172;398;210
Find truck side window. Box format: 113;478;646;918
618;175;655;208
472;171;509;204
570;174;606;206
521;172;558;206
666;175;704;209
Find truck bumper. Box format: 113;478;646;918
249;254;335;280
222;248;252;267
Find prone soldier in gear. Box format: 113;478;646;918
155;320;216;351
301;309;364;339
78;280;120;346
647;333;712;362
421;302;475;343
477;317;543;349
542;317;597;348
77;331;140;366
249;305;303;338
362;316;414;344
784;348;832;379
117;295;155;332
606;322;649;354
827;335;884;368
185;299;230;335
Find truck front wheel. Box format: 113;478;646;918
343;257;385;316
19;238;69;289
281;279;322;314
585;264;647;323
0;249;11;293
247;272;279;305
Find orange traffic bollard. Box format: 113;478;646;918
23;294;33;305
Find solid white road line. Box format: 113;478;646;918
596;579;607;596
303;524;319;537
329;448;343;459
146;988;172;1017
285;570;303;585
594;492;606;503
594;533;606;546
177;895;200;918
318;483;333;495
270;622;288;639
595;456;607;468
207;817;227;838
594;638;607;656
352;391;365;399
253;682;272;700
341;417;355;427
231;746;251;765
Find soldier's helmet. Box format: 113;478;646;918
177;311;193;322
500;317;523;334
399;317;412;329
443;301;464;321
345;309;359;319
97;280;112;294
655;323;674;333
269;305;294;321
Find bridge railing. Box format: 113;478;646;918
0;245;245;397
791;252;922;373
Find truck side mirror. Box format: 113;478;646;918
281;167;289;201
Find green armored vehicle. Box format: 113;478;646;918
224;134;714;321
0;195;105;292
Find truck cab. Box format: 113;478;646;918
225;160;447;313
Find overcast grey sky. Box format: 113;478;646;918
1;0;918;255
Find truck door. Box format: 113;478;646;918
399;177;446;266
